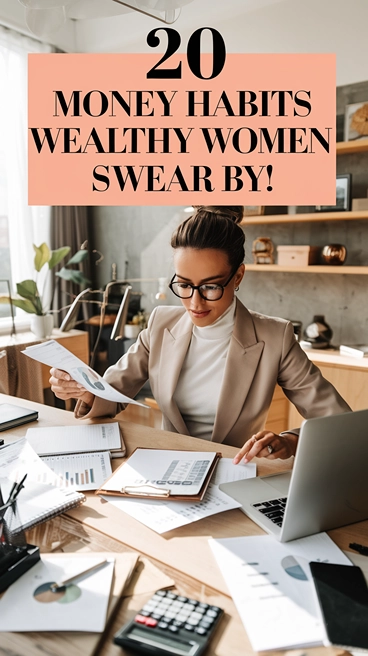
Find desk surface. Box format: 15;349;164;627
1;393;366;656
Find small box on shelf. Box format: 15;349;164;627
277;245;320;267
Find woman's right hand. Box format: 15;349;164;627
49;368;95;406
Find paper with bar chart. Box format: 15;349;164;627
41;451;112;491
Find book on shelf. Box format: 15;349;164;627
339;344;368;358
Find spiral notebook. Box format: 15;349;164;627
0;438;85;532
0;477;85;532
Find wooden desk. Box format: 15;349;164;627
1;393;366;656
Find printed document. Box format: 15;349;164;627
41;451;112;491
26;422;122;456
209;533;352;651
22;340;144;406
0;555;114;632
104;484;242;534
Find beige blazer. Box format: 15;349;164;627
76;299;350;448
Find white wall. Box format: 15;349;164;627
1;0;368;86
73;0;368;86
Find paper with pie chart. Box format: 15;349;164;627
0;555;114;632
209;532;352;651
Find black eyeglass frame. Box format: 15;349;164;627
169;268;238;301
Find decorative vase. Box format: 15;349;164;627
303;315;333;349
30;314;53;339
321;244;347;265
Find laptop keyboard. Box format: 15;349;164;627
252;497;287;527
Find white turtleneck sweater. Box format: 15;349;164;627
173;298;236;440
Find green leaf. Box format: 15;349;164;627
67;249;89;265
48;246;71;270
0;296;39;314
56;268;91;286
16;280;43;314
33;243;51;272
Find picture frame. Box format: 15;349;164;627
315;174;352;213
243;206;265;217
344;101;368;141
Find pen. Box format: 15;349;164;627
349;542;368;557
50;558;108;591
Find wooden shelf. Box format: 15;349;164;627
337;138;368;154
245;264;368;274
241;210;368;225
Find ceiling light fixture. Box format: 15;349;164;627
18;0;195;37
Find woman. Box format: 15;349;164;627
50;206;350;463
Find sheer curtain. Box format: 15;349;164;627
0;25;52;325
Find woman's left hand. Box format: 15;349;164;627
233;431;298;464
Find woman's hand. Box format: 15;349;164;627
233;430;298;464
49;367;95;407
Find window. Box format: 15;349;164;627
0;25;51;330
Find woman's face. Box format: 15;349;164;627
172;248;245;327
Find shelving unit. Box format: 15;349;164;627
241;210;368;225
245;264;368;275
336;138;368;154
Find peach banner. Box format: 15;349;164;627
28;53;335;206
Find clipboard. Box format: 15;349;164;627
96;448;222;501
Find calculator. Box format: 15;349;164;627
113;589;224;656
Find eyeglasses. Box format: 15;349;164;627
169;270;236;301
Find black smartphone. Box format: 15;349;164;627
310;561;368;650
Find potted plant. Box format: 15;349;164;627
0;242;90;338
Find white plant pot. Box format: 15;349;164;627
30;314;54;339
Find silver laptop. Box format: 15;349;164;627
220;409;368;542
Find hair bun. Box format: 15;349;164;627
193;205;244;225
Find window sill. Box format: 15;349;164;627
0;317;31;336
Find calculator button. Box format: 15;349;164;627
194;606;205;614
202;616;215;624
188;599;198;606
205;610;218;619
176;614;190;622
151;613;164;620
145;618;158;628
209;606;221;613
151;594;163;602
183;603;196;612
184;624;194;632
172;601;183;609
198;603;209;610
194;627;208;635
135;614;148;624
186;617;200;626
173;620;184;628
177;596;188;603
199;620;212;630
159;598;171;606
164;611;177;620
189;612;203;622
168;625;179;633
166;592;177;599
139;610;151;617
158;622;168;630
156;590;166;597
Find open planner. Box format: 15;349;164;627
97;448;221;501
